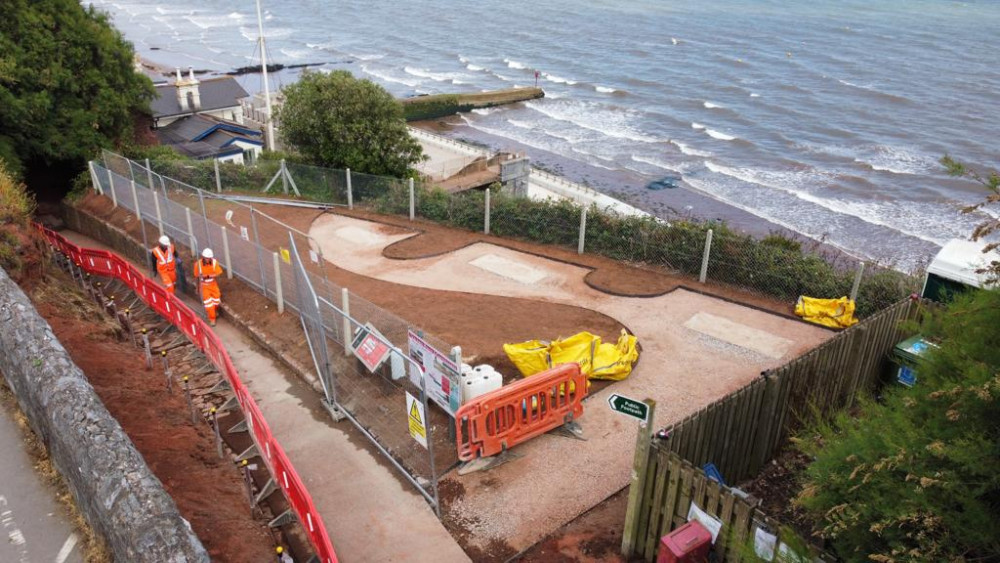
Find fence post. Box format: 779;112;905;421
88;161;102;195
280;159;288;194
214;159;222;193
185;207;198;256
484;188;492;235
341;288;352;357
850;261;865;303
130;180;148;249
409;178;415;221
700;229;714;284
621;399;656;558
145;158;154;190
577;207;588;255
106;168;118;208
346;168;353;210
153;191;164;235
250;209;267;292
273;252;284;314
198;190;212;249
221;227;233;279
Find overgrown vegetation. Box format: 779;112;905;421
0;158;37;277
794;289;1000;561
941;156;1000;283
0;0;154;177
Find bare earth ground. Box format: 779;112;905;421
74;192;832;560
26;269;276;562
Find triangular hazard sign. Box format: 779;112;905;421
409;401;422;424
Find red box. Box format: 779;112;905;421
657;521;712;563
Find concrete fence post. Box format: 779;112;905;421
214;159;222;193
280;159;288;194
185;207;198;256
221;227;233;279
250;209;267;292
107;168;118;208
153;192;164;236
700;229;714;284
273;252;284;314
145;158;154;191
341;288;352;357
484;188;491;235
130;180;148;250
577;207;588;255
88;161;102;195
197;190;212;249
850;261;865;303
346;169;353;209
408;178;415;221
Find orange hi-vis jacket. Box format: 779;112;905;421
153;244;176;273
195;258;223;321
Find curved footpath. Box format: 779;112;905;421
310;214;833;554
57;231;469;563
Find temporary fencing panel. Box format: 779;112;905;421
37;226;339;563
456;363;588;461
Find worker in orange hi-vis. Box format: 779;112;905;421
194;248;224;326
151;235;178;294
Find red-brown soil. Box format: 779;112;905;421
517;488;629;563
27;271;277;562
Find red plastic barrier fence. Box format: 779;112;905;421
36;225;338;563
456;363;588;461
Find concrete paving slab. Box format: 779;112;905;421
469;253;549;284
683;312;793;359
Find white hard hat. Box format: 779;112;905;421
158;235;170;246
202;248;214;259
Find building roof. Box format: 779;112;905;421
151;77;249;118
155;115;261;160
927;239;1000;288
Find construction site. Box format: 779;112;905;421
0;129;882;563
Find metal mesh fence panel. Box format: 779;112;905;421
284;162;349;204
289;236;334;402
490;192;580;249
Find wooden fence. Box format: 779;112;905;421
622;298;923;560
655;297;920;484
626;447;832;563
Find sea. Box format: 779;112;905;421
89;0;1000;270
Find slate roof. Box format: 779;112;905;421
155;115;261;160
151;77;249;118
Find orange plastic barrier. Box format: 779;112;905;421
36;225;338;563
456;363;587;461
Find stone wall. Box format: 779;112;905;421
0;266;209;562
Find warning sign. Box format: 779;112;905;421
240;226;249;241
406;392;428;449
280;248;291;264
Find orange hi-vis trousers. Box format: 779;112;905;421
194;258;223;322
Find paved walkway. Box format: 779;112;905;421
59;230;468;563
309;214;833;553
0;400;82;563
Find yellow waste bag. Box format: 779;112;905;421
794;296;858;329
503;330;640;381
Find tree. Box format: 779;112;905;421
0;0;154;178
795;290;1000;561
277;70;423;178
941;156;1000;283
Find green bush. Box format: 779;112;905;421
795;290;1000;561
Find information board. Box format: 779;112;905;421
351;323;391;373
407;330;461;416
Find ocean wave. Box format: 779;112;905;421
466;63;485;71
279;48;311;60
799;142;938;175
595;85;617;93
750;93;761;97
227;12;244;20
631;154;684;174
458;55;469;64
705;129;736;141
691;122;706;130
671;141;712;157
360;64;421;88
504;58;527;70
524;100;660;144
543;73;577;85
703;101;723;109
470;108;501;116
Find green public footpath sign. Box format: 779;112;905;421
607;394;649;423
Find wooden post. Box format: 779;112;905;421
214;159;222;193
850;261;865;303
578;207;588;255
346;168;353;209
273;252;284;314
484;188;491;235
621;399;656;557
700;229;713;283
221;227;233;279
341;288;352;357
409;178;415;221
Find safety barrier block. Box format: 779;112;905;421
456;363;587;461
